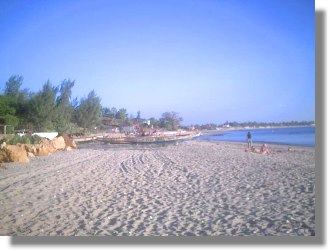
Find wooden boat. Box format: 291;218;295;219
73;136;97;142
96;132;201;144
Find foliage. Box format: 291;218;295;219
74;90;101;133
2;114;19;128
27;81;57;131
101;107;111;117
2;75;31;129
159;111;183;131
0;95;20;127
222;120;315;128
4;75;25;100
115;108;128;121
54;79;75;132
1;75;315;135
136;111;141;121
0;134;41;145
148;117;160;128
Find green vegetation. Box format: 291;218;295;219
223;121;315;128
0;95;20;128
27;81;57;131
54;79;75;132
0;75;185;135
74;91;102;134
0;74;314;135
0;75;102;134
190;121;315;131
159;111;183;131
0;134;41;145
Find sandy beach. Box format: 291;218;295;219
0;141;315;236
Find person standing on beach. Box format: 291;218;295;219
247;131;252;148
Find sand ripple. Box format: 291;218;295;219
0;141;315;236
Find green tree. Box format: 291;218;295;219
116;108;128;120
159;111;183;131
74;90;101;134
4;75;23;100
109;107;118;118
101;106;114;128
27;81;57;131
4;75;30;102
149;117;160;128
54;79;75;132
101;107;117;119
136;110;141;122
4;75;30;128
0;95;20;128
101;107;111;117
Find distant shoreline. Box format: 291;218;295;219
195;139;315;149
200;124;315;134
198;125;315;148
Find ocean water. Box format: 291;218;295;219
197;126;315;147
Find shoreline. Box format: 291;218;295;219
195;139;315;149
79;139;315;150
199;126;315;148
201;124;315;133
0;140;315;236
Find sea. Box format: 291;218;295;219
196;126;315;147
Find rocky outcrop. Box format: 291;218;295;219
0;149;10;163
23;144;38;156
1;145;30;163
0;134;78;163
36;139;57;156
59;133;77;149
51;136;66;151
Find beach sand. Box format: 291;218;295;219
0;141;315;236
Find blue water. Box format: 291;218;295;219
197;127;315;147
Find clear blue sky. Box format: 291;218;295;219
0;0;315;125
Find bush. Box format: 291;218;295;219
30;135;42;144
0;134;42;145
6;135;21;145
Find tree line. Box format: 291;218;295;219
0;75;183;134
223;121;315;128
1;75;313;134
190;120;315;131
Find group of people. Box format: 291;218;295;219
245;131;270;155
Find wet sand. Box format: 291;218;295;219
0;141;315;236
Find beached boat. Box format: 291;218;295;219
73;136;98;142
96;132;201;144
